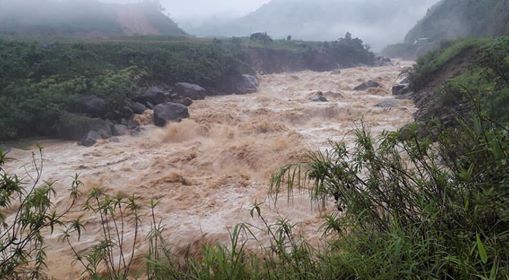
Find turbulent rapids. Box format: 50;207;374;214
6;62;415;278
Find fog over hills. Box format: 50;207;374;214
405;0;509;43
182;0;439;50
0;0;186;37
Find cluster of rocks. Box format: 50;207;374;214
58;75;259;147
55;113;135;147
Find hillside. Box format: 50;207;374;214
0;0;187;37
405;0;509;43
183;0;437;50
383;0;509;59
400;37;509;132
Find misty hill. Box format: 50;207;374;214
0;0;187;37
183;0;437;50
405;0;509;43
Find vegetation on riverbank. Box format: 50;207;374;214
0;34;374;141
0;38;248;140
408;37;509;127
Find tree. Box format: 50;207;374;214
250;32;273;44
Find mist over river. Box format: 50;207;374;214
5;62;415;278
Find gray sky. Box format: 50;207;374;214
104;0;271;18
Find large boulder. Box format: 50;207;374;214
135;86;168;106
392;84;411;96
153;102;190;127
129;102;147;114
233;74;259;94
112;124;128;136
392;74;411;96
55;113;112;140
174;83;208;100
77;95;106;117
353;80;382;91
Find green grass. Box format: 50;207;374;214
408;37;509;127
409;38;488;91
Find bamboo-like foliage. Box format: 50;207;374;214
0;147;80;279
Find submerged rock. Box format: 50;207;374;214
310;92;328;102
353;80;382;91
375;99;397;108
112;124;128;136
79;130;101;147
330;69;342;75
153;102;190;127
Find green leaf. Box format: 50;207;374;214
476;233;488;264
489;259;498;280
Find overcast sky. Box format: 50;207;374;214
104;0;271;19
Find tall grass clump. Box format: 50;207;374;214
409;38;487;92
270;115;509;278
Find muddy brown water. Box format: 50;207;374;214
5;62;415;278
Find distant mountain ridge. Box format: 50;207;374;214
0;0;186;37
405;0;509;43
183;0;437;50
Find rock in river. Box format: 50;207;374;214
153;102;190;127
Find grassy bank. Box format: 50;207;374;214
407;37;509;128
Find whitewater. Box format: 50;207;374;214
5;62;415;278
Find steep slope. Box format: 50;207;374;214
183;0;437;50
0;0;186;37
403;37;509;130
405;0;509;43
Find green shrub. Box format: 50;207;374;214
409;38;486;91
0;148;80;278
269;116;509;279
